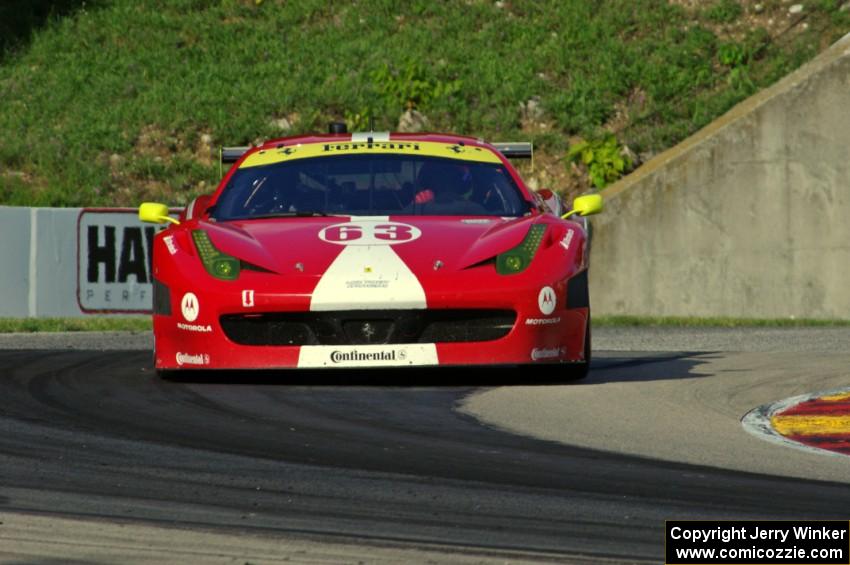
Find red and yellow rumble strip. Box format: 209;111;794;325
771;391;850;456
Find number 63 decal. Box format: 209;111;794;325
319;221;422;246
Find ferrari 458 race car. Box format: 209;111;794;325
139;125;602;377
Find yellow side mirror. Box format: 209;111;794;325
139;202;179;225
562;194;603;219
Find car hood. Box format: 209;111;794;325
199;215;539;276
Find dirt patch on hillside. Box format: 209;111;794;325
671;0;818;43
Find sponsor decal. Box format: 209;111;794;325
330;349;408;364
163;235;178;255
538;286;557;315
310;244;427;311
181;292;199;322
461;218;492;224
240;141;502;169
560;229;574;251
345;280;389;289
177;322;212;333
78;210;175;312
319;221;422;246
242;289;255;308
298;344;438;367
323;141;420;154
531;347;565;361
525;317;562;326
176;352;210;366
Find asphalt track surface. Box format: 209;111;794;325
1;328;849;563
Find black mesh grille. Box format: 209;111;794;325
567;269;589;309
220;310;516;346
152;278;171;316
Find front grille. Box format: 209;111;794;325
220;309;516;346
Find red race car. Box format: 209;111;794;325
139;125;602;377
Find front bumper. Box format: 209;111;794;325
153;279;589;370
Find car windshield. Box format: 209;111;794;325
211;154;530;221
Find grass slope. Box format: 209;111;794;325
1;0;848;206
0;317;151;332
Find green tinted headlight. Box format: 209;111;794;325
192;230;240;281
496;224;546;275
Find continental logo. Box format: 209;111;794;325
330;349;407;363
239;140;502;168
176;352;210;366
531;347;565;361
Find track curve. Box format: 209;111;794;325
1;344;849;562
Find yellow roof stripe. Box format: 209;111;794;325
771;415;850;436
239;140;502;168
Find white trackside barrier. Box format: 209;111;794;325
0;206;163;317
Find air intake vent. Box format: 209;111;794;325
152;278;171;316
220;310;516;346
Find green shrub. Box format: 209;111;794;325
567;134;633;189
718;42;746;67
344;108;374;132
370;62;462;112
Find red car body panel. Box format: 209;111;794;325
150;132;591;370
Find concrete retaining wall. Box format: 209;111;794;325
590;33;850;319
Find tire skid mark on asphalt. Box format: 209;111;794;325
742;387;850;458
